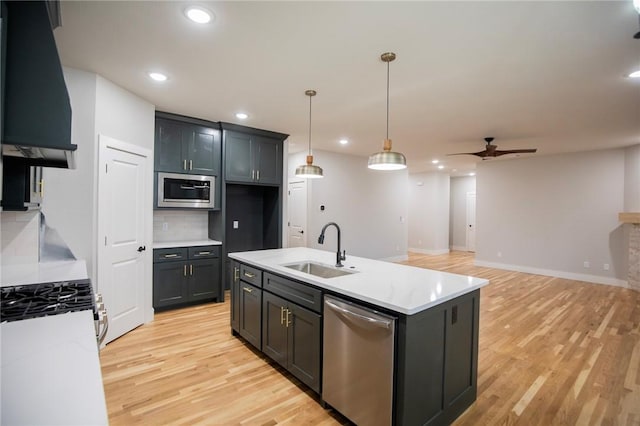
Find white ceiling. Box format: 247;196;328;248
55;1;640;175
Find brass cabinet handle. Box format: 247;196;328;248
164;254;179;258
183;159;187;170
243;271;255;279
183;265;187;277
198;251;210;255
38;180;44;197
252;170;255;180
234;267;239;280
286;309;292;327
190;264;193;276
280;306;286;325
243;286;253;294
256;170;260;181
189;160;193;170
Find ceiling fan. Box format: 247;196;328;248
448;137;537;159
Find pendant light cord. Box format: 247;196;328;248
308;94;312;155
386;58;390;141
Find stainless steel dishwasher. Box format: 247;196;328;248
322;295;396;426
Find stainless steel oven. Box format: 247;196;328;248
157;172;215;209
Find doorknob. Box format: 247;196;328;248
299;230;304;234
137;246;146;252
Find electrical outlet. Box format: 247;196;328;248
233;220;239;229
497;252;502;258
603;263;610;271
583;261;590;268
162;222;169;231
400;216;405;223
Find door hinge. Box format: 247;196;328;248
105;163;108;173
104;236;107;246
288;221;290;226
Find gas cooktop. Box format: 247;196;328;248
1;279;94;322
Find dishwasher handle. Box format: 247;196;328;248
325;300;392;329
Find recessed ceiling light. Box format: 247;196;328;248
339;139;349;145
185;6;213;24
437;165;444;170
148;72;168;82
432;159;439;164
469;172;476;176
235;112;248;120
629;70;640;78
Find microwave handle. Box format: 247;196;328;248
179;185;209;190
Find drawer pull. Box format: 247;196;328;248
286;309;292;327
164;254;179;258
243;286;253;294
183;265;187;277
190;264;193;276
280;306;286;325
234;267;239;280
198;251;211;255
243;271;256;279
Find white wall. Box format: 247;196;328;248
407;172;450;255
288;150;408;261
624;144;640;212
1;211;40;267
450;176;476;251
475;148;627;286
42;69;154;323
153;210;209;242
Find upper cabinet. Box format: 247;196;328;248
222;123;287;186
155;115;221;177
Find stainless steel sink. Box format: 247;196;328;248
283;261;357;279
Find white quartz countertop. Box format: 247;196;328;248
153;239;222;249
1;259;88;287
1;310;108;425
228;248;489;315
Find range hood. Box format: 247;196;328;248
1;0;76;169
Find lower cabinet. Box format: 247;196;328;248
239;282;262;349
262;291;321;393
153;246;221;309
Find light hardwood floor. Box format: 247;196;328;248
100;252;640;425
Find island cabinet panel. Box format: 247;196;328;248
395;289;480;426
263;272;322;313
230;261;240;332
239;282;262;350
261;290;321;393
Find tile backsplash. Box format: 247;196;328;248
1;211;40;266
153;210;209;242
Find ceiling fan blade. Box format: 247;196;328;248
493;148;537;156
447;151;488;158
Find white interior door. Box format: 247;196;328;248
466;191;476;252
288;179;307;247
98;135;148;344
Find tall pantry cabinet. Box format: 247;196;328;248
209;122;288;292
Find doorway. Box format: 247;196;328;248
287;179;307;247
97;134;151;344
466;191;476;252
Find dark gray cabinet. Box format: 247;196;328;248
262;291;321;393
153;245;221;309
224;130;282;185
230;262;263;349
155;117;221;176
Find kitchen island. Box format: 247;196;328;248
229;247;488;426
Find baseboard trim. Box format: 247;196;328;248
473;259;629;288
408;248;450;256
450;245;468;252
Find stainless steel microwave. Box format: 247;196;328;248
157;172;215;209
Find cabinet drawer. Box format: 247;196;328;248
188;246;220;259
239;263;262;287
154;247;189;263
263;272;322;313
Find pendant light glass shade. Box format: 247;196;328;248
368;52;407;171
295;90;324;179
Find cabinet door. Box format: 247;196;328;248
254;136;281;185
287;303;321;392
185;125;220;176
230;262;240;332
153;262;189;308
262;292;288;368
239;282;262;349
189;258;220;302
225;131;253;182
155;119;185;173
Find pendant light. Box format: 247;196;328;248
295;90;324;179
368;52;407;171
